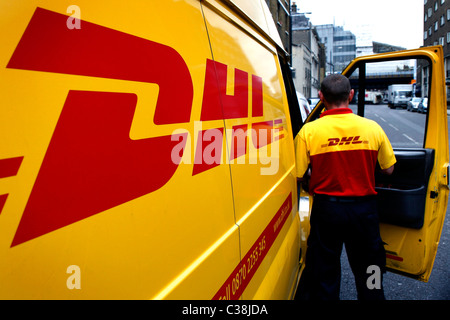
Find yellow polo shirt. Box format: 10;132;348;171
294;108;396;196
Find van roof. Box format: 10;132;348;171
221;0;285;55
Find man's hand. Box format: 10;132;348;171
380;165;394;175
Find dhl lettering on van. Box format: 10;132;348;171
5;7;284;246
174;58;283;175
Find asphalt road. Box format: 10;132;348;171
339;103;450;300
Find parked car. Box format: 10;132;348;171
307;97;321;109
418;98;428;113
298;92;313;122
407;97;422;112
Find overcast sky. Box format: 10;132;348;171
297;0;424;49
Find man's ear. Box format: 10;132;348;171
318;91;329;109
348;89;355;102
318;91;324;102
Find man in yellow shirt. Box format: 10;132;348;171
295;74;396;300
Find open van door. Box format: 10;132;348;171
306;46;449;281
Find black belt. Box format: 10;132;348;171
314;194;376;203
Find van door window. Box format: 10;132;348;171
347;58;429;149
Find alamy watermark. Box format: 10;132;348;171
66;265;81;290
170;121;280;176
66;5;81;29
366;265;382;290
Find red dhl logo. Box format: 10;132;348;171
321;136;369;148
0;8;283;246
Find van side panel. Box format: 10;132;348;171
0;0;240;299
202;0;301;299
0;0;301;299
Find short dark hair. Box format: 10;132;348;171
320;74;351;105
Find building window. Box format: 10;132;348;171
435;21;439;31
439;36;445;46
423;66;429;96
447;32;450;43
425;31;428;40
429;7;433;17
447;9;450;20
441;15;446;26
446;58;450;78
277;3;282;26
429;27;432;36
435;1;439;11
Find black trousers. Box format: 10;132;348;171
297;195;386;300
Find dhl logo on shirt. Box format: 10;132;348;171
321;136;369;148
1;8;283;246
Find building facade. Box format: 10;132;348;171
315;24;335;74
423;0;450;103
315;24;356;74
290;3;325;98
265;0;291;58
333;26;357;73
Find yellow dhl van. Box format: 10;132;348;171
0;0;447;299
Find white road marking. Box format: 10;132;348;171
402;133;420;145
389;124;399;131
